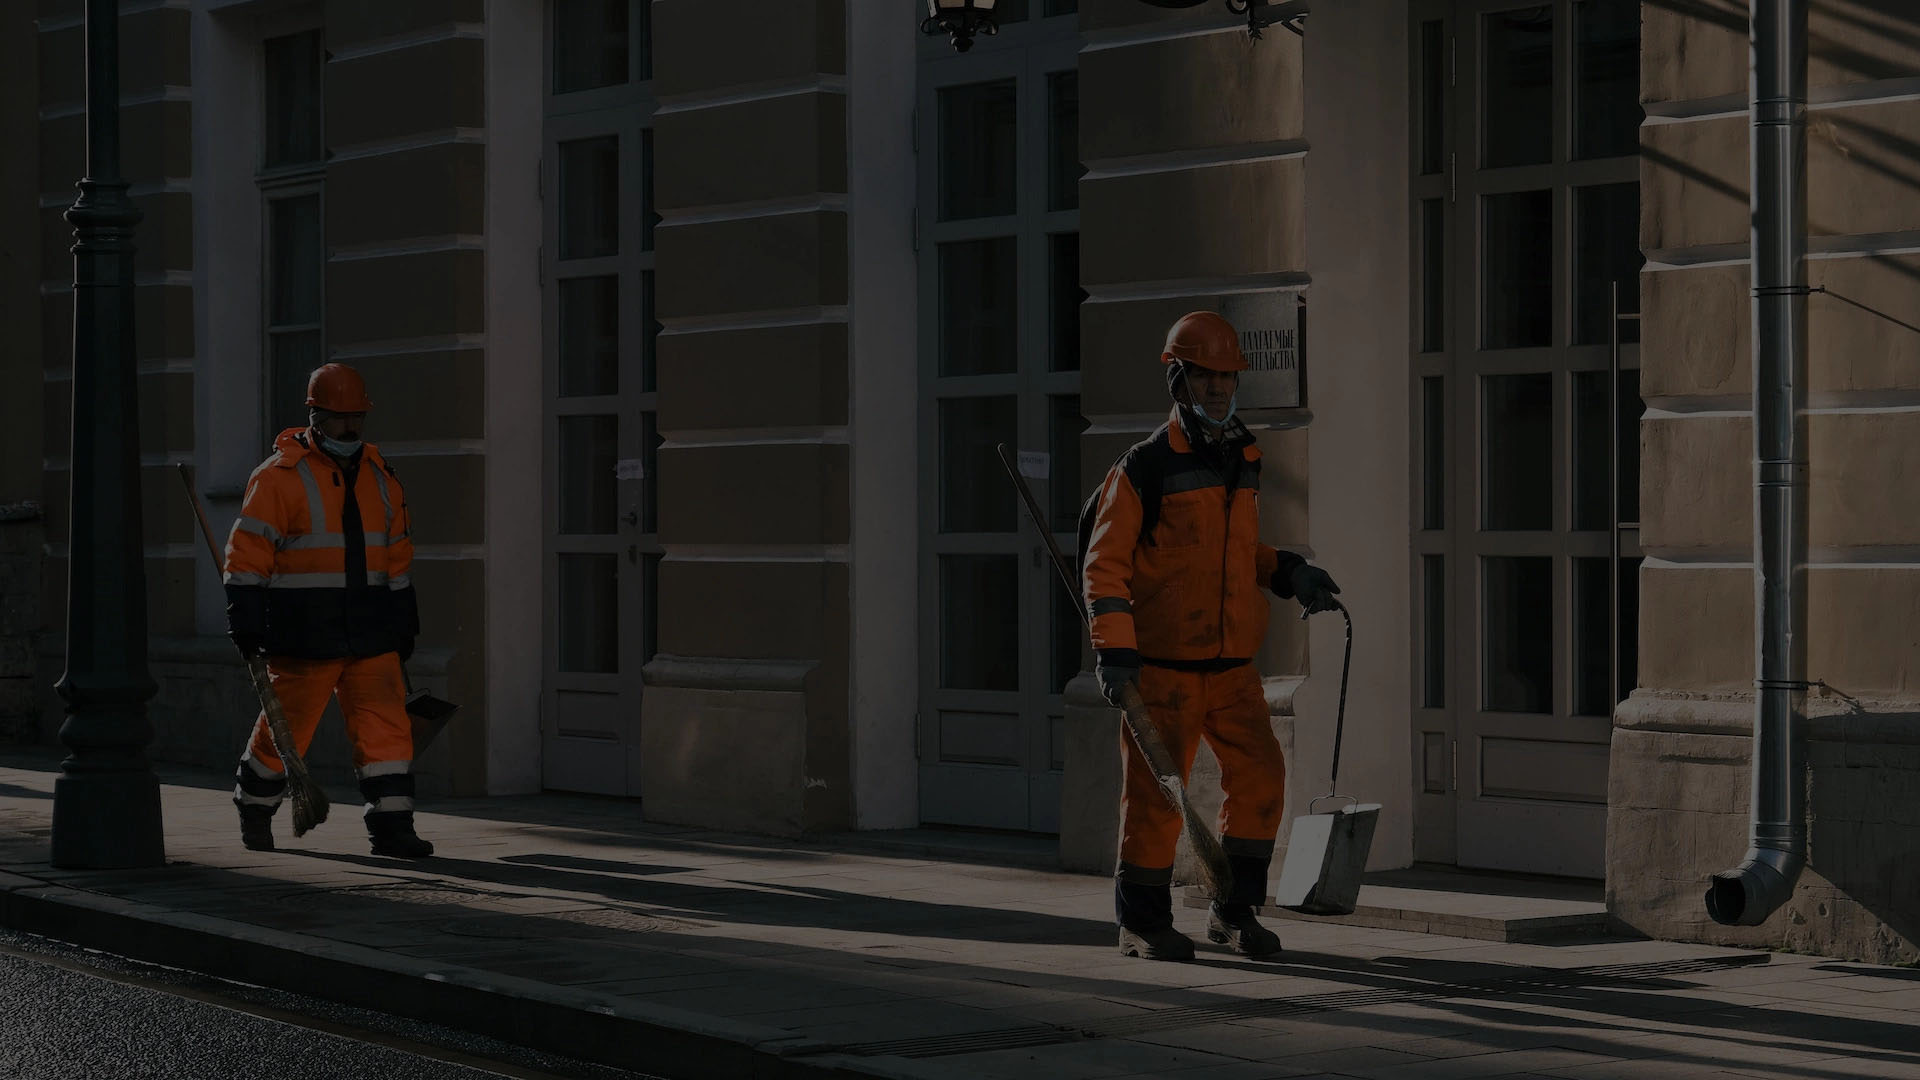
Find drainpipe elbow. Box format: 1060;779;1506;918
1705;844;1804;927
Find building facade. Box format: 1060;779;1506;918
4;0;1915;964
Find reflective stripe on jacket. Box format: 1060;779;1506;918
1082;407;1303;664
224;427;419;659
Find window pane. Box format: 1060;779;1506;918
1573;183;1642;345
1482;373;1552;531
939;81;1018;221
1422;376;1444;530
552;0;628;94
1573;371;1642;529
939;238;1017;376
940;396;1016;533
1575;0;1641;160
1049;394;1086;531
641;128;658;252
558;275;619;397
641;410;663;533
1420;198;1445;352
1048;72;1081;211
1049;232;1083;372
1573;556;1610;716
643;551;661;663
1482;190;1553;349
1420;20;1445;175
1482;556;1551;713
557;554;617;673
268;331;321;435
558;414;617;534
1618;369;1641;524
640;270;660;393
941;555;1018;690
268;194;322;326
263;30;323;169
636;0;653;81
1482;7;1553;168
1618;555;1640;703
1423;554;1445;708
559;136;619;260
1050;578;1082;695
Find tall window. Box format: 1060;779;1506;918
261;29;326;437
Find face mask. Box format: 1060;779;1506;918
318;433;362;458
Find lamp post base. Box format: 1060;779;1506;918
50;770;165;869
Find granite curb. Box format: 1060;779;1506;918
0;869;935;1080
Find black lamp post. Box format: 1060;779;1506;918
49;0;165;869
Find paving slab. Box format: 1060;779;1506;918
0;752;1914;1080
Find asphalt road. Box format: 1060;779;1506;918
0;928;670;1080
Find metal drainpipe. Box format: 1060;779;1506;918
1706;0;1810;927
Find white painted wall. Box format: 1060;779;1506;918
482;0;544;794
1297;0;1414;869
845;5;920;829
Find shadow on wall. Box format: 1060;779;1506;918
1805;706;1920;966
0;512;41;745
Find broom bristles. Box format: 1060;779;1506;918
289;778;329;836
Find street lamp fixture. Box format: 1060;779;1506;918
922;0;998;53
1135;0;1308;38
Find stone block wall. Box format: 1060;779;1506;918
1615;0;1920;961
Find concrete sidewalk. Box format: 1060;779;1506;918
0;752;1914;1080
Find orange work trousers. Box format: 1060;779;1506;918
1118;663;1285;872
245;653;413;773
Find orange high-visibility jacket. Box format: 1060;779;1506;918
1082;408;1305;666
223;427;418;659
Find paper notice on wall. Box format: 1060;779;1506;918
1221;291;1306;409
1017;451;1050;480
614;458;646;480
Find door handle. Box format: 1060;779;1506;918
623;509;639;526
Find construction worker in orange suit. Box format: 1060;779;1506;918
224;362;433;858
1082;311;1340;960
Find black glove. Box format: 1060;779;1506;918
1094;649;1141;708
397;637;415;664
1290;563;1341;615
228;631;266;659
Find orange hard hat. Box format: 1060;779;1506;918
1160;311;1246;373
305;363;373;412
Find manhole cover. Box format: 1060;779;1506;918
438;906;703;940
291;882;501;907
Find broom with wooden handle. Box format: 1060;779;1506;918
176;464;329;836
995;445;1233;901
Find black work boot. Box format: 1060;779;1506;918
233;760;286;852
1115;872;1193;961
366;811;434;858
361;770;433;857
237;804;277;852
1206;851;1282;957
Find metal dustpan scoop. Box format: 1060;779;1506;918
1273;601;1381;916
404;665;460;755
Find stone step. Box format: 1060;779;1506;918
1182;868;1617;944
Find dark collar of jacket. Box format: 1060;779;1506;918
1167;405;1257;465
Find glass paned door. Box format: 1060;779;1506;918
541;0;659;796
1410;0;1642;877
917;24;1082;834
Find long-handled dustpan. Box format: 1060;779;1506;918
1273;600;1381;916
403;665;460;755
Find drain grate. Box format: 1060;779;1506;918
821;953;1771;1059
